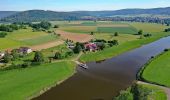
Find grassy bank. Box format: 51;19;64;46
142;50;170;87
0;61;76;100
80;32;170;62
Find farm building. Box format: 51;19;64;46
18;47;32;54
66;42;75;49
84;43;97;52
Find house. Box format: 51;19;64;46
66;42;75;49
84;43;97;52
19;47;32;54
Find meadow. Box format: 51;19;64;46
0;61;76;100
142;50;170;87
0;27;59;51
129;22;169;33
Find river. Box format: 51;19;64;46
33;36;170;100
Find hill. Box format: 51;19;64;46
1;7;170;22
0;11;18;18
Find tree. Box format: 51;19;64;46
11;49;20;60
54;52;62;59
114;32;119;36
3;52;12;63
90;32;94;35
115;90;133;100
33;51;44;63
40;21;52;30
73;42;82;54
0;32;7;38
138;30;143;35
54;25;59;28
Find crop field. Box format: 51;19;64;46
142;50;170;87
0;27;59;51
0;38;23;50
97;26;137;34
57;21;138;34
21;34;58;46
0;61;76;100
94;33;139;43
7;28;48;40
129;22;169;33
60;26;97;33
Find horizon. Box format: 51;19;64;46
1;0;170;11
1;6;170;12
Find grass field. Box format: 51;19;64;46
80;32;170;62
58;21;139;34
94;33;138;43
0;27;59;50
60;26;97;33
142;51;170;87
7;28;48;40
22;34;58;46
0;61;76;100
0;38;23;50
129;22;169;33
97;27;137;34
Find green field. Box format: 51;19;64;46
80;32;170;62
142;51;170;87
22;34;58;46
0;38;23;50
94;33;138;44
97;27;137;34
129;22;169;33
0;61;76;100
0;27;59;50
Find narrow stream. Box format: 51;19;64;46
34;36;170;100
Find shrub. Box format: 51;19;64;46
114;32;119;36
54;52;62;59
33;51;44;63
0;32;7;38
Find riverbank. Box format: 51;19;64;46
80;32;170;62
0;61;76;100
141;50;170;87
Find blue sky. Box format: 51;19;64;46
0;0;170;11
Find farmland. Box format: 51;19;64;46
0;27;59;51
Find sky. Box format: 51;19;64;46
0;0;170;11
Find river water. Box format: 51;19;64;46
34;36;170;100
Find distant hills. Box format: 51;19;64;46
0;11;18;19
0;7;170;22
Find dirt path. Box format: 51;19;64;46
31;40;64;51
55;30;93;43
137;81;170;100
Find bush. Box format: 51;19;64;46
138;30;143;35
115;89;133;100
114;32;119;36
0;32;7;38
33;51;44;63
73;42;82;54
54;52;62;59
21;62;31;68
54;25;59;28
